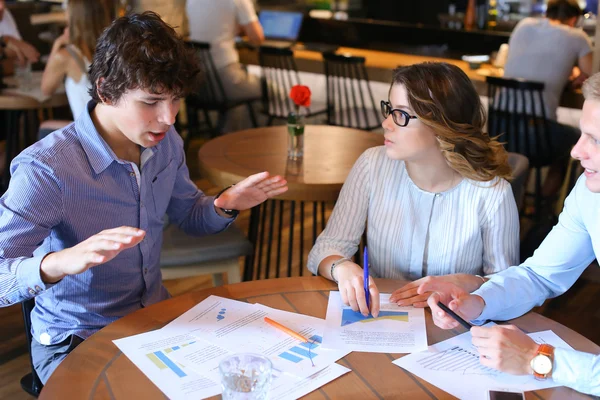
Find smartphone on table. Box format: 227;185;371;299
488;389;525;400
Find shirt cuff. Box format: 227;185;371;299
469;284;503;324
552;347;593;389
16;254;57;298
208;196;236;225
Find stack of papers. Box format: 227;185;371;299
113;296;351;399
114;292;576;399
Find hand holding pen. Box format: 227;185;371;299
333;254;380;317
417;277;486;330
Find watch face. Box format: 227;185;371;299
532;355;552;374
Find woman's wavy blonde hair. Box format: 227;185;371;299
391;62;512;182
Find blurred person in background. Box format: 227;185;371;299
503;0;592;198
186;0;264;132
41;0;111;120
0;0;39;66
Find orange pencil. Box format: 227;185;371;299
264;317;309;342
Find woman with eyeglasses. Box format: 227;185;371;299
307;62;519;317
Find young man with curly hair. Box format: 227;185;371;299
0;12;287;384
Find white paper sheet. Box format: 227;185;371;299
392;326;573;400
112;329;221;400
322;291;428;353
270;363;351;400
163;296;349;380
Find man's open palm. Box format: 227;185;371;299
213;171;288;211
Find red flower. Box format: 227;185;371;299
289;85;311;108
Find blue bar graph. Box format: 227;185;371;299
279;352;303;363
289;346;313;358
309;335;322;343
277;335;322;364
171;346;180;351
154;351;187;377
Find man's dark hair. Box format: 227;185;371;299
89;11;202;104
546;0;582;23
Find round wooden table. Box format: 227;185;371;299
198;125;383;203
198;126;383;280
40;277;598;399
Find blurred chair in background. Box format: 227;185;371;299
322;51;381;131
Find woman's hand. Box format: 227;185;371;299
389;274;486;307
53;27;70;50
335;261;380;317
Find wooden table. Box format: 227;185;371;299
198;125;383;203
198;125;383;280
239;46;583;109
40;277;599;399
0;72;68;191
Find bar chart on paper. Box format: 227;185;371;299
392;328;573;399
278;335;322;363
341;308;409;327
417;345;498;376
146;342;196;378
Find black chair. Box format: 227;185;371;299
257;46;327;126
184;41;259;147
20;297;43;397
486;76;555;221
322;52;381;131
507;152;529;215
244;200;330;281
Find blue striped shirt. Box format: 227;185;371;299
0;102;233;345
473;174;600;396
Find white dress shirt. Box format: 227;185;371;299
473;174;600;396
308;147;520;279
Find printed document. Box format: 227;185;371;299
163;296;349;379
322;291;428;353
113;329;222;400
393;326;572;399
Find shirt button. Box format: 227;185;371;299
144;268;148;275
130;172;135;177
34;285;42;292
28;288;35;295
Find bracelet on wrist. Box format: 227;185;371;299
330;257;351;284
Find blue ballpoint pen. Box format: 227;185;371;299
363;246;370;312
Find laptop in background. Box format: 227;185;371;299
258;10;304;48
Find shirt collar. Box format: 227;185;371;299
75;101;157;174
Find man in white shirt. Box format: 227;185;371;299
418;73;600;396
186;0;264;131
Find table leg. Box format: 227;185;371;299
244;205;261;281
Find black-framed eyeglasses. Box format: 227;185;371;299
380;100;418;127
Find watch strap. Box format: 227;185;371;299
214;185;239;218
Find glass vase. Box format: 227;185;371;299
286;112;305;160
